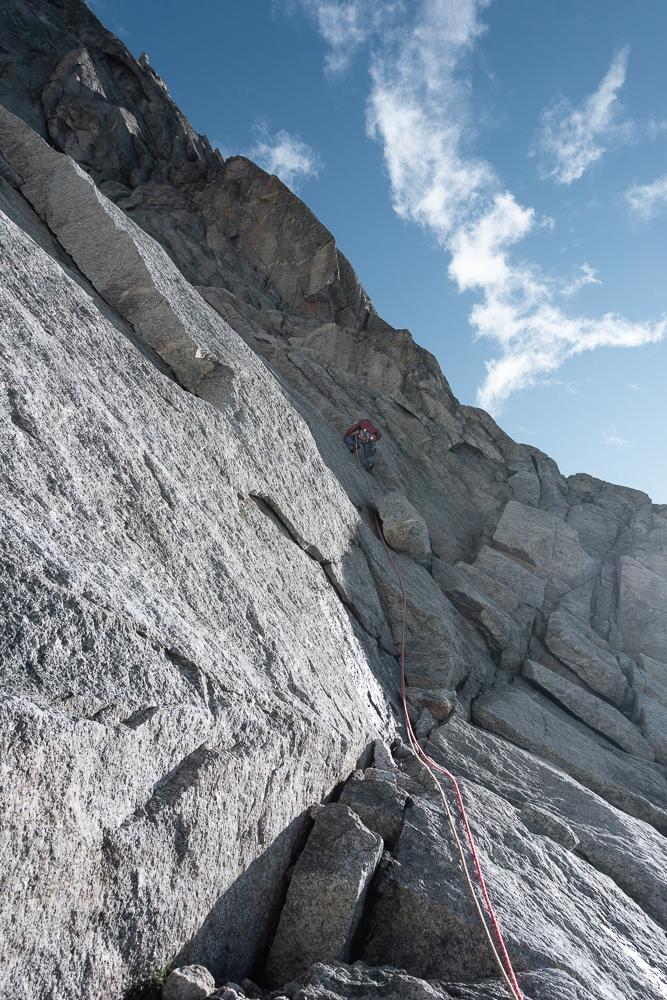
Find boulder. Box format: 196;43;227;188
372;739;397;773
367;542;495;693
361;795;507;981
265;803;383;986
405;687;456;721
471;545;546;610
163;966;215;1000
434;560;529;670
375;492;431;561
492;500;597;614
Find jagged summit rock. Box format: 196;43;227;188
1;3;666;1000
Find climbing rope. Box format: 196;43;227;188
354;442;524;1000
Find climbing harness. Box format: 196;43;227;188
354;444;524;1000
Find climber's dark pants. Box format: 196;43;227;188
345;433;375;470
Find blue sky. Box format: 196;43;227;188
91;0;667;502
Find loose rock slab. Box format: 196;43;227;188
163;965;215;1000
544;608;627;705
523;659;653;760
265;803;383;986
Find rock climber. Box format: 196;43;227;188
343;418;382;471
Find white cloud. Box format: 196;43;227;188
534;48;632;185
475;299;664;412
293;0;403;74
247;125;322;190
448;193;534;293
366;0;493;239
605;429;630;447
562;262;601;298
625;173;667;220
291;1;664;413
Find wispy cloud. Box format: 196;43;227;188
646;117;667;140
625;173;667;220
287;2;664;413
533;48;632;185
541;378;579;395
366;1;493;240
247;124;322;190
293;0;403;75
562;262;601;298
605;429;630;447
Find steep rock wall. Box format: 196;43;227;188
1;3;666;999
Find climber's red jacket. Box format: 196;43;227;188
343;419;382;440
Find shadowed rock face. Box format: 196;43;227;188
265;802;383;986
1;3;666;1000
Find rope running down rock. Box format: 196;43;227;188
355;444;524;1000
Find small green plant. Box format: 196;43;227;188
124;959;172;1000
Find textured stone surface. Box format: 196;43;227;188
618;555;667;662
375;491;431;561
163;966;216;1000
472;682;667;832
357;740;667;998
635;654;667;763
434;559;530;671
523;658;654;760
429;714;667;929
281;961;582;1000
519;804;579;852
405;686;456;721
338;768;409;847
265;803;383;987
365;542;496;696
2;4;667;1000
0;154;394;1000
544;608;627;705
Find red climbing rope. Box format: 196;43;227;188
354;443;524;1000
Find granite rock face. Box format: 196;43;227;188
522;658;654;759
280;962;585;1000
0;109;396;1000
265;803;383;986
1;3;667;1000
